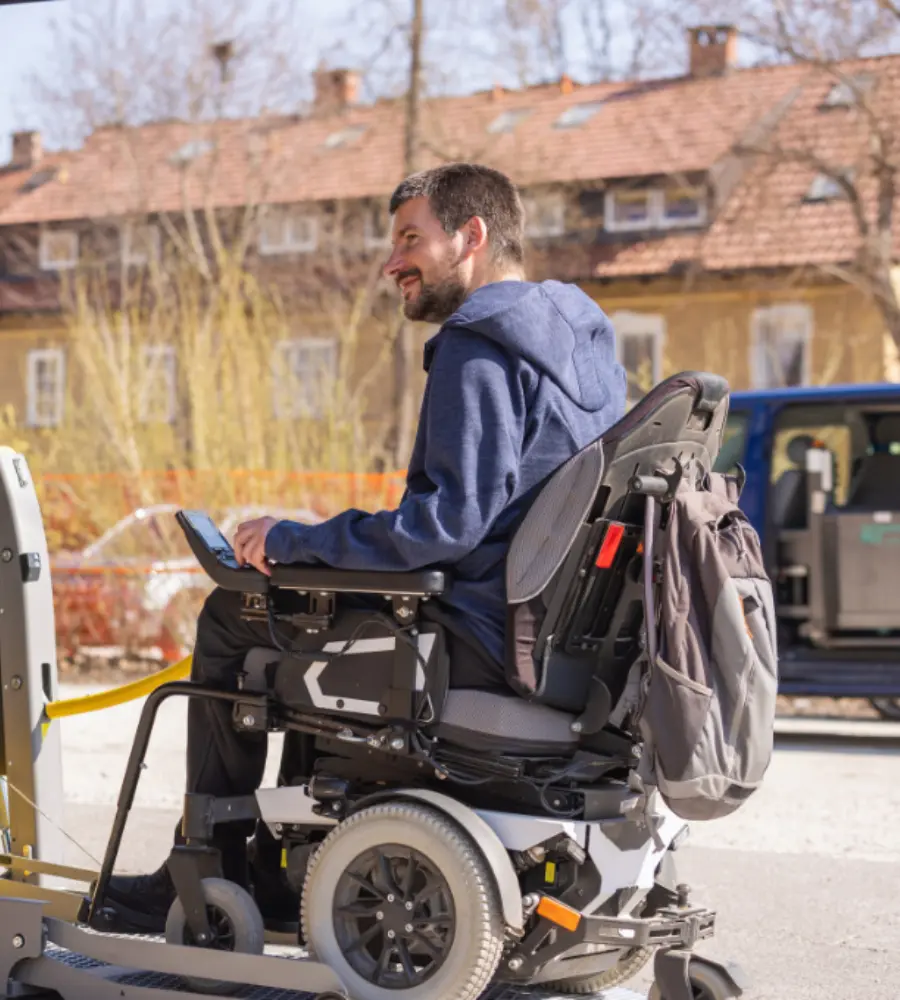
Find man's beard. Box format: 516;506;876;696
401;269;468;323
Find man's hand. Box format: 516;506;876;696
233;516;279;575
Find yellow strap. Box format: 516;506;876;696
43;656;193;720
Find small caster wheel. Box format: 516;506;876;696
649;960;742;1000
165;877;265;995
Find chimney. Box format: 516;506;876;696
313;68;361;114
10;130;42;169
688;25;738;78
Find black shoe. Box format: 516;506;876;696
248;832;301;933
99;864;176;935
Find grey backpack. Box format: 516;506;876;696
628;469;778;821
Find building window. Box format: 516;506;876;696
364;206;391;250
139;345;176;424
662;188;705;225
606;190;653;232
258;208;318;254
610;311;665;405
26;348;65;427
39;229;78;270
605;187;706;232
523;192;566;238
123;223;161;267
750;304;812;389
324;124;367;149
272;337;338;419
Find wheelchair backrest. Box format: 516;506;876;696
504;371;730;714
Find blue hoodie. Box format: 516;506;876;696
265;279;627;671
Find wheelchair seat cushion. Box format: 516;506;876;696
432;689;578;754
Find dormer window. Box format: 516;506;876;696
604;185;706;233
606;190;653;231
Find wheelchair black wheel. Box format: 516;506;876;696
301;801;504;1000
648;961;741;1000
543;945;653;993
164;877;265;995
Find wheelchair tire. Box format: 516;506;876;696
543;945;653;993
648;960;741;1000
164;877;265;995
301;801;504;1000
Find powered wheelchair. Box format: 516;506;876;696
85;371;744;1000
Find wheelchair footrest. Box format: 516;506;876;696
579;905;716;950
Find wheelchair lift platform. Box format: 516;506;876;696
1;896;647;1000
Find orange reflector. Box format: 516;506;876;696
595;522;625;569
536;896;582;932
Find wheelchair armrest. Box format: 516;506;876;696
270;564;446;597
175;509;446;597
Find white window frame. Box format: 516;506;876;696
38;229;78;270
364;206;392;250
604;188;706;233
523;192;566;238
122;223;161;267
271;337;338;419
138;344;177;424
26;347;65;427
258;208;319;255
750;303;813;389
610;311;665;402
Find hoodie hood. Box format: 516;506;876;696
424;279;622;412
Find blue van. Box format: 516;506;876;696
714;382;900;718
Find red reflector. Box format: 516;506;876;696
595;522;625;569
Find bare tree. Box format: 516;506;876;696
718;1;900;355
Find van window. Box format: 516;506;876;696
770;407;853;506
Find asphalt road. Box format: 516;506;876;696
43;686;900;1000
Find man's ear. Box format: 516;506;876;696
460;215;488;257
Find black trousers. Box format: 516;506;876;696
185;586;504;829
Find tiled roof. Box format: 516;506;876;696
592;55;900;276
0;54;898;277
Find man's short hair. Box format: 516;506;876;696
389;163;525;267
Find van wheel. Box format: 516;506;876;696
870;697;900;721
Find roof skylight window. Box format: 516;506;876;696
324;124;367;149
487;108;532;134
554;101;604;129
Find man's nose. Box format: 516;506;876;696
383;247;404;279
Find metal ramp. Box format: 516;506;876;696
2;897;647;1000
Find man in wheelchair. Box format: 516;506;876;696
103;162;630;934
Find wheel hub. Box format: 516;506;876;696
332;843;456;989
